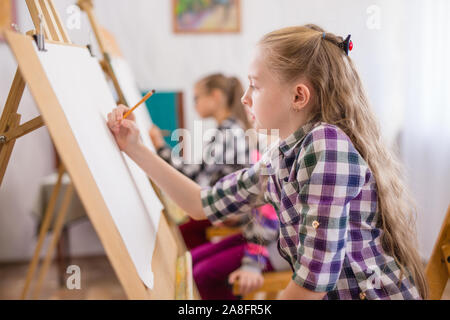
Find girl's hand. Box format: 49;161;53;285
149;125;166;149
228;269;264;296
107;104;141;153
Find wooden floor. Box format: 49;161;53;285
0;255;449;300
0;255;126;300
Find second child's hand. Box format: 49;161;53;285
149;125;166;150
229;269;264;296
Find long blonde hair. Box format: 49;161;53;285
258;25;428;299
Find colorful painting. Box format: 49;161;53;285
173;0;241;33
0;0;16;42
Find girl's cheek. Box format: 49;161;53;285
253;105;266;127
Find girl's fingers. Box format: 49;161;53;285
228;271;239;285
247;277;256;294
243;275;261;295
257;276;263;288
251;277;260;293
240;277;249;295
113;106;124;121
114;108;123;122
107;112;113;126
118;104;135;121
228;271;264;295
107;111;117;126
121;119;138;133
254;278;262;292
107;112;120;133
117;104;129;113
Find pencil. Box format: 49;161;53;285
123;89;156;119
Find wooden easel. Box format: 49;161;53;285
425;204;450;299
0;0;75;300
1;0;192;300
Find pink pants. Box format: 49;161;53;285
192;233;274;300
179;218;212;250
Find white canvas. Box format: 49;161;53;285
35;42;163;289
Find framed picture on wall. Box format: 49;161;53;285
0;0;16;42
173;0;241;34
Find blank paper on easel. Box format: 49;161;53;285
35;42;163;289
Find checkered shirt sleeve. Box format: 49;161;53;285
200;160;268;223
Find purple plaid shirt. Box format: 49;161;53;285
201;121;421;300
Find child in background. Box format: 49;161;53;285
108;24;428;299
150;74;251;249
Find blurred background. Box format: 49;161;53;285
0;0;449;298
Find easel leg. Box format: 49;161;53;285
20;164;65;299
0;114;21;183
0;69;26;186
425;205;450;300
56;226;71;287
32;181;74;299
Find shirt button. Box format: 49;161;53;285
312;220;320;229
359;292;366;300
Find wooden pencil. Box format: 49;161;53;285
123;89;155;119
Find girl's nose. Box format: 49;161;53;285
241;91;251;107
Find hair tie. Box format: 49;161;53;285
322;32;326;39
338;34;353;56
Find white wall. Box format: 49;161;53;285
0;0;446;262
401;0;450;259
0;47;57;262
0;1;56;263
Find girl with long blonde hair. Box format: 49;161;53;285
107;24;427;299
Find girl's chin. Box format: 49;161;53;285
251;117;276;133
253;123;269;134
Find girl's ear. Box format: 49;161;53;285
211;88;225;102
292;83;311;112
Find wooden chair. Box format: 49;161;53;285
232;270;292;300
205;225;242;240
